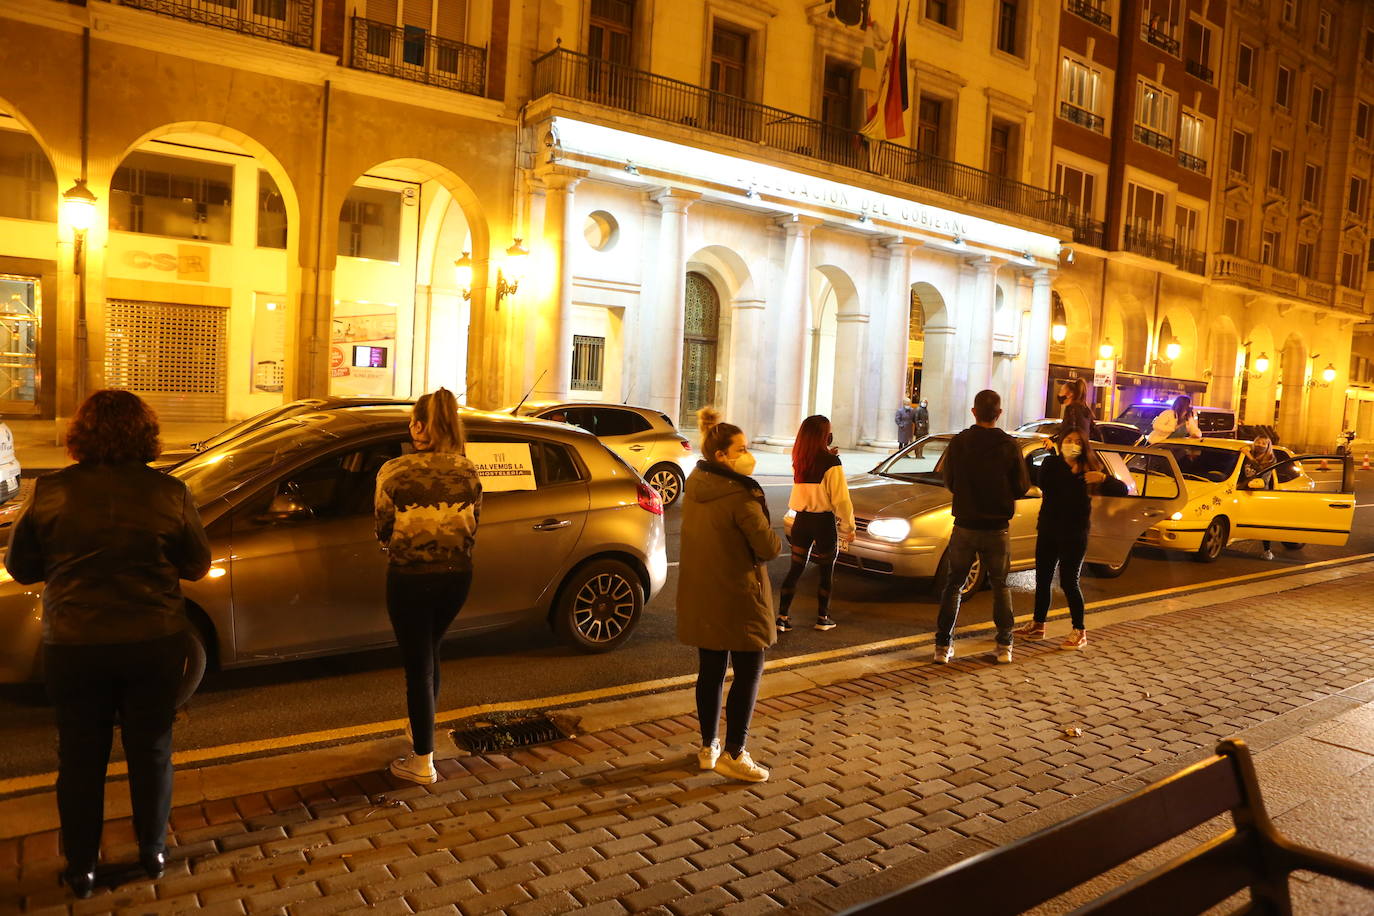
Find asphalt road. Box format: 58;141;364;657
2;472;1372;781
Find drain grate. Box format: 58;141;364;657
450;714;570;754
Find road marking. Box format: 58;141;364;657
2;551;1373;797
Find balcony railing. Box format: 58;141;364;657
1185;59;1214;83
1067;0;1112;29
1134;124;1173;153
1339;286;1366;311
1270;269;1300;296
350;16;486;97
1059;101;1105;133
1212;254;1264;284
1178;150;1207;173
1141;23;1181;55
1123;225;1204;274
1067;212;1104;247
117;0;313;47
1213;256;1346;307
532;47;1072;227
1303;277;1334;303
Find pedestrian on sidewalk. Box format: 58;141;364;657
1146;395;1202;444
375;388;482;786
5;390;211;899
915;399;930;438
895;401;917;448
934;389;1030;665
1058;377;1097;441
777;415;855;633
1241;434;1282;560
677;406;781;783
1016;427;1127;649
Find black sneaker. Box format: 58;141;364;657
776;616;793;632
814;616;837;631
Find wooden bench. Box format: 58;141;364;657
843;738;1374;915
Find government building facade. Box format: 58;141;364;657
2;0;1372;451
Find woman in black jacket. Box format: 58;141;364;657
5;391;211;898
1015;428;1124;650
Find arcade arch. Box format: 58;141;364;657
910;280;953;432
1277;333;1308;445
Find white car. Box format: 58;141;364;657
0;422;19;504
508;402;695;506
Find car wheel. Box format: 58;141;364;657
1195;518;1228;563
552;559;644;653
1086;551;1132;578
932;551;984;600
646;463;685;507
1281;541;1304;551
173;623;209;710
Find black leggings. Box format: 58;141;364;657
44;632;186;869
386;568;473;755
696;648;766;756
779;510;838;618
1033;530;1088;630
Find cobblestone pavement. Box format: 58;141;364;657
4;572;1374;915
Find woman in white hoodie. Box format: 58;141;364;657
1146;395;1203;444
777;415;856;632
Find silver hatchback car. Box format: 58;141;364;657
0;406;668;700
511;402;695;507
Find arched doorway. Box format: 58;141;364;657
910;280;953;432
680;271;720;422
908;287;925;399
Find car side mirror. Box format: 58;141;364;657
256;492;314;523
1246;477;1266;490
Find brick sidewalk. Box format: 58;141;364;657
4;573;1374;915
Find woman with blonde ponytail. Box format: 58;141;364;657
374;388;482;784
676;406;780;783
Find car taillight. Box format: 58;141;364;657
637;481;664;515
680;439;692;451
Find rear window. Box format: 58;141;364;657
1116;406;1166;426
591;408;652;437
1197;411;1235;433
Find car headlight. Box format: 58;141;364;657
1170;512;1183;521
866;517;911;542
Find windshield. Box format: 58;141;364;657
873;435;952;482
173;420;340;505
1148;443;1240;482
196;403;311;451
1116;405;1166;427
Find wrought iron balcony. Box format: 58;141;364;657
1185;59;1214;83
1141;23;1181;55
1134;125;1173;154
1067;0;1112;29
1178;151;1207;173
1067;212;1104;247
350;16;486;97
532;47;1072;227
1124;225;1204;275
1059;101;1105;133
116;0;313;47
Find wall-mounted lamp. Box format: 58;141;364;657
1051;321;1068;344
1308;362;1338;388
1060;245;1075;265
1164;339;1182;362
454;239;530;309
1248;351;1270;378
1099;339;1115;360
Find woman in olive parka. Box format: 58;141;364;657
677;407;781;783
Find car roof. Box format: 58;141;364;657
285;404;602;443
1153;437;1248;451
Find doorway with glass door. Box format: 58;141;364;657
680;271;720;426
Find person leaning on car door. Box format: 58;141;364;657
4;390;211;899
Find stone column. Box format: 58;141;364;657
873;238;915;449
726;296;767;438
762;215;821;445
533;166;587;401
648;188;701;424
1021;269;1053;426
857;240;891;446
965;255;999;407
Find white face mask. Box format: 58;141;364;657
1062;443;1083;460
729;451;757;476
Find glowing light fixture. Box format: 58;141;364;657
1252;352;1270;375
1164;340;1182;362
1051;322;1068;344
454;251;473;300
1099;339;1115;360
62;179;98;233
1321;363;1337;384
496;239;529;309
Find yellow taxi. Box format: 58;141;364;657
1129;439;1355;562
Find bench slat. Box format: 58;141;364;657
1073;830;1268;915
848;753;1245;915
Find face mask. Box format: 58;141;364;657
1056;394;1068;404
729;451;757;476
1062;443;1083;459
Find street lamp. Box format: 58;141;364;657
495;238;529;310
62;179;97;404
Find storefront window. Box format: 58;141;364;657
110;150;233;243
337;187;403;261
257;171;288;249
0;275;40;408
0;128;57;222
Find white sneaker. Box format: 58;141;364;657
995;645;1013;664
1260;549;1274;561
389;754;437;785
934;644;954;664
715;750;769;782
698;739;722;771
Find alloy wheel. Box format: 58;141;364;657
648;467;683;506
571;572;637;644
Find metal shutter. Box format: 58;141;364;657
434;0;466;40
366;0;398;23
402;0;430;28
104;299;228;422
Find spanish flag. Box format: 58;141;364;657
861;0;910;142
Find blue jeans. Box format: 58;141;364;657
935;525;1014;647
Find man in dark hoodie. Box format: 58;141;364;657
934;389;1030;665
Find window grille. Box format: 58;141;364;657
571;335;605;391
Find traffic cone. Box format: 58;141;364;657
1363;453;1372;471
